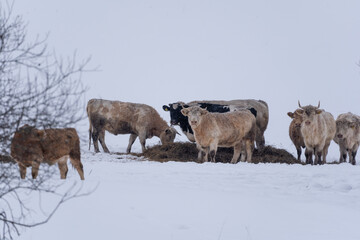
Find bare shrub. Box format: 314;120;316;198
0;1;90;154
0;2;94;239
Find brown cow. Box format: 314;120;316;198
333;112;360;165
11;125;84;180
181;106;256;163
287;110;305;161
296;102;336;165
87;99;178;153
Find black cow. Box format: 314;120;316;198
163;102;257;142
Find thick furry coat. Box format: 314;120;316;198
11;125;84;180
181;106;256;163
87;99;177;153
297;104;336;165
333;112;360;165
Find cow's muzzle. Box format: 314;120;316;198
337;134;343;139
170;120;179;125
190;121;198;125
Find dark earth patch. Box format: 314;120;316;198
127;142;303;164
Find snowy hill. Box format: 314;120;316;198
18;146;360;240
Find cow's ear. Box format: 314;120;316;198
163;105;170;112
315;109;323;115
181;108;189;116
200;108;208;115
296;109;304;115
287;112;294;118
349;122;356;129
36;130;45;139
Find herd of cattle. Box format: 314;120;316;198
10;98;360;180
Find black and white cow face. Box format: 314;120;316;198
162;103;189;126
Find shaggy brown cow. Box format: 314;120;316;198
11;125;84;180
87;99;178;153
333;112;360;165
181;106;256;163
287;110;305;161
296;102;336;165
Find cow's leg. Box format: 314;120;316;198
239;141;246;162
231;142;242;164
98;130;110;153
209;149;216;163
339;144;347;163
245;140;253;163
127;134;137;153
203;147;209;162
209;142;218;163
138;133;147;153
322;142;331;164
305;148;313;165
69;141;84;180
69;157;84;180
58;156;69;179
197;143;208;162
19;163;26;179
255;127;265;150
350;146;357;165
91;128;100;153
315;150;322;165
31;160;40;179
296;146;302;161
198;149;208;162
196;143;203;161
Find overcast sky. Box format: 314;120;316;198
14;0;360;160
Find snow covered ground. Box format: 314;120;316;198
18;144;360;240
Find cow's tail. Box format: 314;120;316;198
87;103;92;151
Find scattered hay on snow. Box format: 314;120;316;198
135;142;302;164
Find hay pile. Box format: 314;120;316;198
140;142;301;164
0;155;14;163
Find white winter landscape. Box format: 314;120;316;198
17;148;360;240
8;0;360;239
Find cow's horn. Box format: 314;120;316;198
298;100;302;108
317;101;320;108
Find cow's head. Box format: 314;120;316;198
296;101;322;126
163;102;189;125
11;125;44;164
160;127;178;145
287;110;303;128
181;106;208;128
336;119;359;139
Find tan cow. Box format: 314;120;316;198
191;100;269;150
287;110;305;161
11;125;84;180
163;99;269;150
296;102;336;165
87;99;178;153
181;106;256;163
333;112;360;165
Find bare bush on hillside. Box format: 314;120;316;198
0;1;90;154
0;2;93;239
